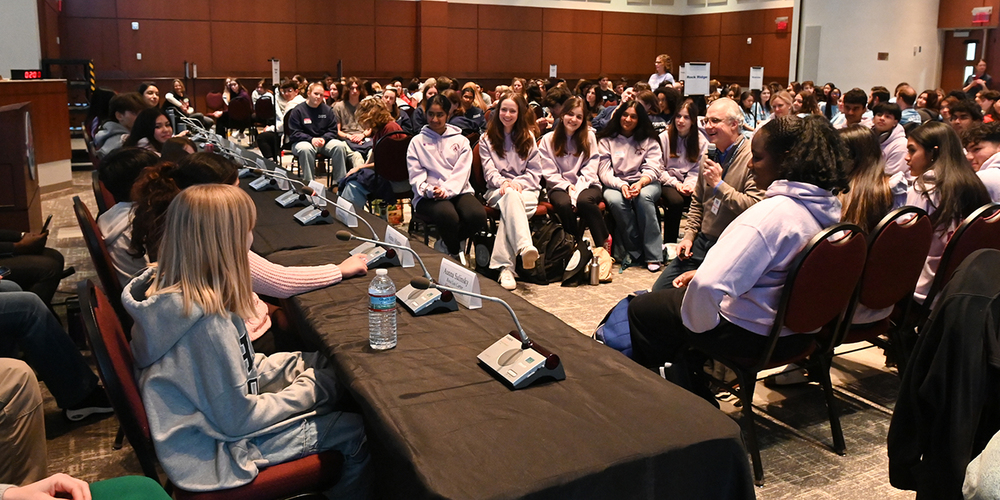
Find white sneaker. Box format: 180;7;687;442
521;245;539;269
499;267;516;290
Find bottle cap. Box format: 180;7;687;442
376;268;388;276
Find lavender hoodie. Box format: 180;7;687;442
597;135;663;189
480;132;542;191
658;128;708;190
682;180;842;336
880;123;909;176
978;151;1000;202
538;130;600;192
406;123;474;208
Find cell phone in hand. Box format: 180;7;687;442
41;214;53;233
0;266;10;279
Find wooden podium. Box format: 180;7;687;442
0;102;42;233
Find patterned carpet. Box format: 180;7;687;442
32;161;914;499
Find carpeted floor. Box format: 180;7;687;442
32;151;915;498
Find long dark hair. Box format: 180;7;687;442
668;99;701;163
838;125;891;233
758;115;850;194
486;92;535;160
129;152;239;261
123;107;170;152
552;96;591;158
908;121;991;231
596;101;656;144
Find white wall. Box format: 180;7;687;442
0;0;42;79
796;0;942;92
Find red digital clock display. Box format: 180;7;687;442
12;70;42;80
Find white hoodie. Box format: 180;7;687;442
906;171;951;305
406;123;474;208
480;132;542;191
880;123;909;176
978;151;1000;202
658;128;708;190
597;135;663;189
682;180;843;336
96;202;149;286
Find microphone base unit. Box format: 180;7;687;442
477;333;565;389
350;242;401;268
249;176;282;192
397;285;459;316
294;206;334;225
275;190;312;208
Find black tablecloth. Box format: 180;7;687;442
236;145;755;499
268;243;755;500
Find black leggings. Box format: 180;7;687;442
257;131;280;161
661;185;691;244
548;187;608;245
627;287;814;403
415;193;487;255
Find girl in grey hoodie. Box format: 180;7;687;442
123;184;369;498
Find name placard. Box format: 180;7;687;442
685;62;711;96
307;180;326;206
335;196;358;227
384;226;414;267
439;259;481;309
274;167;290;191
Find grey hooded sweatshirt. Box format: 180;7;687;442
122;268;340;492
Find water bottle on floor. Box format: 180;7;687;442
369;268;397;350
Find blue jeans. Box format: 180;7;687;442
338;180;369;212
0;281;98;409
603;183;662;264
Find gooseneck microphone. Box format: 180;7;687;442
337;231;455;315
408;277;565;389
300;187;381;242
410;276;528;346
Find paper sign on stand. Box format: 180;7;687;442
685;62;711;95
335;197;358;227
384;226;415;267
549;64;557;78
270;58;280;86
749;67;764;91
307;180;326;206
439;259;481;309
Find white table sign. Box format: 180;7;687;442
439;259;481;309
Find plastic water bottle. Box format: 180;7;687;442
368;269;397;350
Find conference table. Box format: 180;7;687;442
236;151;756;499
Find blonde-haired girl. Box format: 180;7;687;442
123;184;370;497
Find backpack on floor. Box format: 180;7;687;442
594;290;648;358
516;220;577;285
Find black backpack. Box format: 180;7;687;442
515;220;577;285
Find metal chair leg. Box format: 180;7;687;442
113;425;126;450
735;369;765;486
816;354;846;455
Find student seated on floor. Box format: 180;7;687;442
627;115;849;404
122;184;371;497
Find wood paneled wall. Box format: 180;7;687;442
58;0;791;86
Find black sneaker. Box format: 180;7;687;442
65;387;115;422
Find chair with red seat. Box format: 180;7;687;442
205;92;226;113
686;223;867;486
923;203;1000;311
825;207;932;373
73;196;132;334
79;279;346;500
226;97;255;142
90;171;115;217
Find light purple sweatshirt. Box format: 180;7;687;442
597;135;663;189
538;130;600;192
978;151;1000;202
480;132;543;191
658;128;708;189
906;171;954;305
681;180;842;336
880;123;909;176
406;123;474;208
